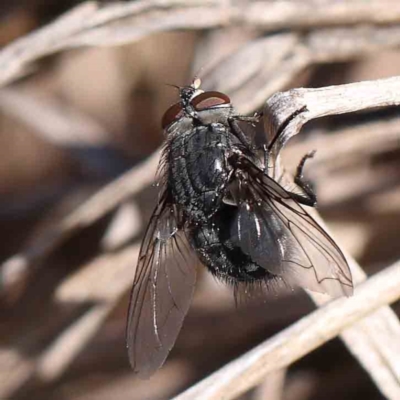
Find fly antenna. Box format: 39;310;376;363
165;83;181;91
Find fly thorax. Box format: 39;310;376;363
194;105;233;125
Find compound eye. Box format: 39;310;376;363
192;91;231;111
161;102;184;129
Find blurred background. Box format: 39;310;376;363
1;1;400;399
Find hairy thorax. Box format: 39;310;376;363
167;122;238;222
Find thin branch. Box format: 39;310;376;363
1;1;400;88
262;77;400;399
173;259;400;400
202;25;400;113
309;214;400;399
0;244;139;398
0;88;109;146
265;76;400;179
252;369;286;400
0;244;140;397
285;114;400;166
60;149;159;231
266;76;400;146
246;1;400;29
37;244;140;381
0;150;160;292
283;115;400;206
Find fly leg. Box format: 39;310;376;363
262;144;273;174
262;149;317;207
235;112;262;125
228;112;261;149
290;150;317;207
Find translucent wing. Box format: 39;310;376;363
229;155;353;297
126;190;197;377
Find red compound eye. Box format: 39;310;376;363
192;91;231;111
161;102;184;129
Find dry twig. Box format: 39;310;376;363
285;115;400;166
38;244;141;381
0;244;140;398
265;77;400;399
0;88;109;146
1;1;400;90
265;76;400;179
0;150;159;292
173;259;400;400
252;369;286;400
200;24;400;113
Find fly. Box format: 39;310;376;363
126;78;353;377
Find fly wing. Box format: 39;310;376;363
229;155;353;297
126;190;197;377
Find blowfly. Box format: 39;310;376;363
126;78;353;377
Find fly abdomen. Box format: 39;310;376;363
188;205;275;284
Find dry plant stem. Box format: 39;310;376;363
204;26;400;113
246;1;400;28
282;116;400;206
286;115;400;166
0;244;140;398
36;303;113;381
265;76;400;180
0;89;109;146
309;215;400;399
2;1;400;87
173;260;400;400
61;150;160;230
0;308;114;398
252;369;286;400
0;150;160;291
263;78;400;399
37;244;140;381
266;76;400;148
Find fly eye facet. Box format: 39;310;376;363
161;103;184;129
192;91;231;111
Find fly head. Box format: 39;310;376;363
162;78;235;134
